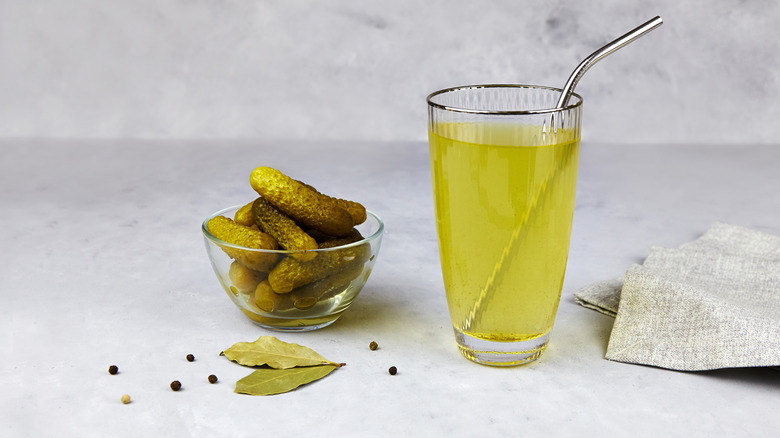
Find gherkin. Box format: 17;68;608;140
206;216;279;272
233;201;256;227
267;231;368;293
253;280;292;312
229;261;266;294
333;198;367;226
288;261;366;308
252;197;318;261
298;180;367;225
250;167;354;237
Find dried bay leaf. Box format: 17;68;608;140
222;336;345;369
235;365;337;396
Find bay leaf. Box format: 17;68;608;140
234;365;337;396
222;336;344;369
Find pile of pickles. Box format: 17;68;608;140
206;167;373;324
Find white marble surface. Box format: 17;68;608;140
2;0;780;144
1;139;779;436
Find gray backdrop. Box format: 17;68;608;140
1;0;777;144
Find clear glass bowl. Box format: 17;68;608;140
202;205;384;331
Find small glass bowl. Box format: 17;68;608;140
202;205;384;331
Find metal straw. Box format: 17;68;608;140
556;16;663;108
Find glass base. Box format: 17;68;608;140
240;309;342;332
251;318;339;332
454;327;550;366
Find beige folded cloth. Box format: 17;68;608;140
574;223;780;371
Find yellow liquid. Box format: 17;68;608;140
429;122;579;342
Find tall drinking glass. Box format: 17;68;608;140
427;84;583;366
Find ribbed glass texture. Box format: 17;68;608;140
427;84;582;147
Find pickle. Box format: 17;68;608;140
305;228;336;244
333;198;367;226
305;227;367;244
288;261;365;307
233;201;256;227
267;231;369;293
228;261;267;294
318;229;363;249
206;216;279;272
254;280;293;312
298;181;367;225
251;197;318;261
245;291;261;312
249;167;354;237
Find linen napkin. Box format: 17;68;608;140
574;223;780;371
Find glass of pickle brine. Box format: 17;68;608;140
203;205;384;331
427;84;582;365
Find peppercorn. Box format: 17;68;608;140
186;354;195;362
108;365;118;375
208;374;218;384
369;341;378;351
388;366;397;375
120;394;131;404
170;380;182;391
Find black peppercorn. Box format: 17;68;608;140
369;341;378;351
108;365;118;375
170;380;182;391
388;366;397;375
208;374;218;384
186;354;195;362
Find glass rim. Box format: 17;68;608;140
426;84;583;115
202;205;384;254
